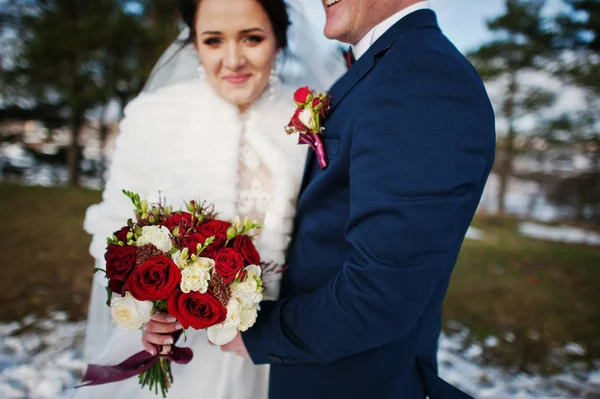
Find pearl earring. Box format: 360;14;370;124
268;69;278;101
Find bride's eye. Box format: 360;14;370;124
244;35;264;45
203;37;222;46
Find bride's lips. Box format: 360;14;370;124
223;74;252;84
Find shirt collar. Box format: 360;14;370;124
352;1;431;60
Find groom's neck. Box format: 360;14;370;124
352;0;424;45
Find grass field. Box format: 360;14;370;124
0;184;100;321
446;215;600;374
1;183;599;376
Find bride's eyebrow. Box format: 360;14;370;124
240;28;265;34
201;31;223;36
200;28;264;36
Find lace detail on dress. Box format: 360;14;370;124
236;124;274;225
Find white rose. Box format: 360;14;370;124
231;265;263;303
136;225;172;253
171;250;188;270
298;108;317;130
207;324;238;345
110;292;153;331
191;257;215;272
232;289;262;307
180;263;211;294
222;296;243;328
245;264;262;279
238;305;259;332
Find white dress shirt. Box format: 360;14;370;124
352;1;432;60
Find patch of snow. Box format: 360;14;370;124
0;323;20;336
465;227;484;240
564;343;586;356
438;332;598;399
519;222;600;246
1;315;598;399
464;344;483;359
484;336;500;348
528;330;541;341
588;370;600;385
0;313;86;399
505;332;516;343
478;174;574;222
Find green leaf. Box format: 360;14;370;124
93;268;107;276
153;300;169;313
105;287;113;306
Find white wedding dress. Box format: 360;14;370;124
75;80;308;399
75;2;347;396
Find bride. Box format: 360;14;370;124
76;0;344;398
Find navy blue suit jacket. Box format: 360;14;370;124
243;10;495;399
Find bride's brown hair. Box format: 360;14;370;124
179;0;291;49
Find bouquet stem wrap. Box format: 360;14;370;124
77;331;192;387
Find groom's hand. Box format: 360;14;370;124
141;312;182;355
220;332;249;358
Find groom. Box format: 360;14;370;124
223;0;495;398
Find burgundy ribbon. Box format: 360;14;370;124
299;133;328;170
77;332;193;387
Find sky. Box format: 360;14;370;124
302;0;586;135
304;0;568;53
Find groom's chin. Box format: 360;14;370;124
323;14;346;42
323;2;355;44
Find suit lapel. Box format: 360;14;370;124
300;10;440;194
328;9;440;115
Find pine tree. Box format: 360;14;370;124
549;0;600;221
1;0;179;186
468;0;557;215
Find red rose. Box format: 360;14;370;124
167;290;227;330
214;248;244;283
197;220;230;246
105;244;136;282
287;108;306;132
183;233;218;258
108;278;125;296
161;212;193;233
292;107;303;125
113;227;130;243
294;86;311;105
233;235;260;266
125;255;181;301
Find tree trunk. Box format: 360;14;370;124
497;72;518;216
67;110;83;187
98;106;111;189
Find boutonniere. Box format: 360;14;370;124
285;86;331;169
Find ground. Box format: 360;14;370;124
1;183;599;398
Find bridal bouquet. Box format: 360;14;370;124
80;190;264;397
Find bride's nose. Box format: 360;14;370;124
223;44;245;70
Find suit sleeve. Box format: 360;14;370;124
243;51;494;365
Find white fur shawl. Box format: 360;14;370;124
84;79;307;303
